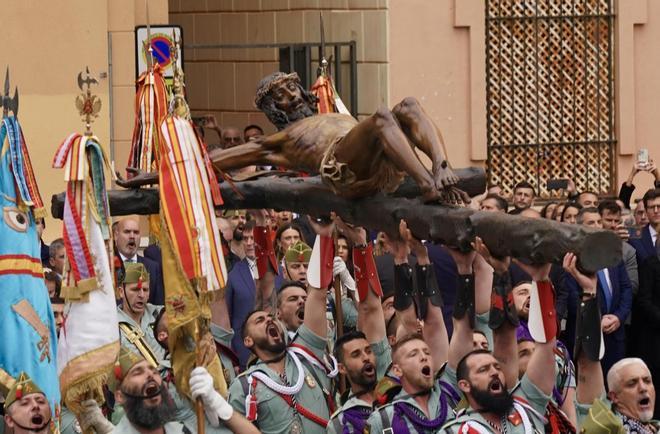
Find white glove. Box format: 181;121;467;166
189;366;233;427
79;399;114;434
333;257;355;293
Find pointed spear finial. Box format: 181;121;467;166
319;13;328;77
2;67;19;118
144;0;154;69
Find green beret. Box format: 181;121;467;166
284;241;312;264
221;209;246;218
123;262;150;285
107;347;145;393
3;372;44;410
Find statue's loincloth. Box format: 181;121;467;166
320;137;404;199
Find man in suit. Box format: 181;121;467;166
565;207;633;376
113;217;165;305
635;246;660;418
628;188;660;264
225;220;258;369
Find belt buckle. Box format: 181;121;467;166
382;429;394;434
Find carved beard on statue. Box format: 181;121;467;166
256;75;319;130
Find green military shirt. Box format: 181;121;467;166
576;397;660;433
367;367;460;433
117;303;167;366
210;323;237;386
327;337;392;434
59;406;81;434
227;324;332;434
114;416;191;433
440;374;550;433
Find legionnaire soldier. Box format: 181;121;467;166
365;221;480;433
117;262;166;367
439;252;559;433
326;220;391;434
3;373;53;434
227;222;340;434
79;348;259;434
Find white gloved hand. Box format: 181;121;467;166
333;256;356;293
79;399;114;434
189;366;234;427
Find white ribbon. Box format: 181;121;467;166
288;346;339;378
247;349;305;396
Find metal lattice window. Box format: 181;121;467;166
486;0;615;199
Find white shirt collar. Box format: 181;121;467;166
119;253;138;263
650;225;657;245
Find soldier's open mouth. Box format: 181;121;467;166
489;379;503;392
144;381;160;397
640;397;651;406
267;323;280;338
296;308;305;321
363;363;375;376
31;414;44;425
421;366;431;377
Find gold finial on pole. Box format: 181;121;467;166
75;67;101;135
169;30;190;118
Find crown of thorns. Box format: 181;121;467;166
254;72;300;108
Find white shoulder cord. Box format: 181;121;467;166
288;346;339;378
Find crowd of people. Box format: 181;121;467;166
5;147;660;434
5;67;660;433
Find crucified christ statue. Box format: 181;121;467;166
119;72;468;204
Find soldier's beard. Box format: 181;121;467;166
123;386;176;430
470;382;514;416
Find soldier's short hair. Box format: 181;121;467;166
334;330;368;363
456;349;492;383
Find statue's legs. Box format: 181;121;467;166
334;107;441;201
391;97;459;191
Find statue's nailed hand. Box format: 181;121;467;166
115;167;154;188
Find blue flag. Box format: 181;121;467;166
0;117;60;414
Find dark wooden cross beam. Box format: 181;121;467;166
51;169;621;273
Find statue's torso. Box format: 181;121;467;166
281;113;357;172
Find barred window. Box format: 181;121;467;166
486;0;615;198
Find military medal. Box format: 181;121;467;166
305;374;316;388
290;419;302;434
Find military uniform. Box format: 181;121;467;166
210;323;238;386
117;303;167;367
60;406;81;434
228;324;334;434
440;375;550;433
327;337;392;434
577;397;660;433
114;416;191;433
367;367;461;433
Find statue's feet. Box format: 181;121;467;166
432;162;460;190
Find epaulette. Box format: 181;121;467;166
329;407;344;419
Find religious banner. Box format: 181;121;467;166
53;71;119;417
0;109;60;430
156;38;228;403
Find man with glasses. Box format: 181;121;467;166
221;127;244;149
629;188;660;263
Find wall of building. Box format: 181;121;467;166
389;0;660;201
170;0;389;145
0;0;167;241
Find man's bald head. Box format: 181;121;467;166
222;127;243;149
114;218;141;258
